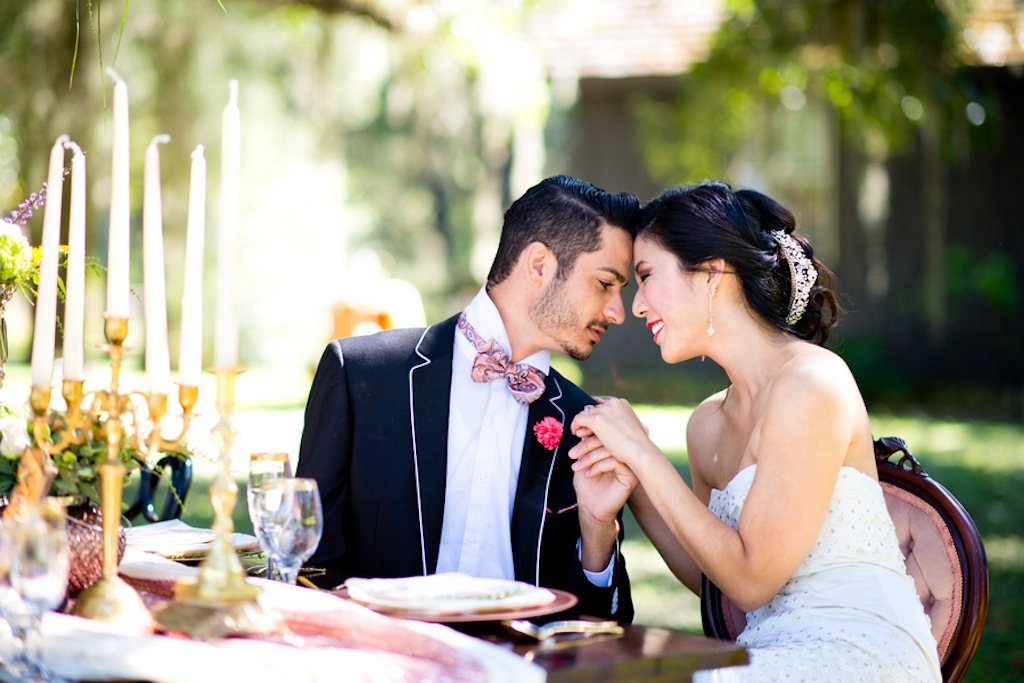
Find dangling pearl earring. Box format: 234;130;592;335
702;286;716;362
707;286;716;337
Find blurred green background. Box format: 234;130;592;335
1;1;1022;680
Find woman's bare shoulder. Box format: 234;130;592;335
691;389;728;425
686;390;728;457
760;345;871;465
773;345;862;407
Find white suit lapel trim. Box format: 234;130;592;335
534;374;564;584
408;325;434;576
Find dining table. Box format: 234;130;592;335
462;621;748;682
0;520;747;682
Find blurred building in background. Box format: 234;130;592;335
524;0;1024;415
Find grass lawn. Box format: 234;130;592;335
168;398;1021;681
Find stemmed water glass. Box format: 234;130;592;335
0;519;30;681
8;499;70;682
247;452;292;580
250;478;323;585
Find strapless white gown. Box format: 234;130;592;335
695;465;942;682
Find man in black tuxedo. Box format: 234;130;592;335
296;175;639;622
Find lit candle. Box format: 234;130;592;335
63;139;87;382
106;68;131;319
179;145;206;387
30;134;70;388
215;79;240;368
143;134;172;394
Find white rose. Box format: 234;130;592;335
0;219;23;236
0;415;31;458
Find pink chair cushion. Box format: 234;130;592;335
882;482;962;660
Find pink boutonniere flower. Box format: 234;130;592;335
533;416;563;451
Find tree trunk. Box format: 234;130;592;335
920;113;946;347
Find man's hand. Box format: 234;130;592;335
572;419;638;572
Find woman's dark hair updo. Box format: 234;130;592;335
636;181;841;345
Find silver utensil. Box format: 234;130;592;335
502;618;624;641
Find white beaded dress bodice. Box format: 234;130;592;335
709;466;909;580
697;465;942;682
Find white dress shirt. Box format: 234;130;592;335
436;288;614;586
436;289;548;579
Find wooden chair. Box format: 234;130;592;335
700;436;989;683
125;453;193;523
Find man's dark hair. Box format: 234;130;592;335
486;175;640;287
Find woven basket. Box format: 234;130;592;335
65;503;127;595
0;497;127;595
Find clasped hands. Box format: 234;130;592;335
568;397;652;525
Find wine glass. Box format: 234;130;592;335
0;519;30;681
250;478;322;585
9;499;69;682
247;452;292;580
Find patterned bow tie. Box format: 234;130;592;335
457;313;546;405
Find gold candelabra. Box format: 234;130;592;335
26;317;197;630
154;367;280;641
172;367;259;602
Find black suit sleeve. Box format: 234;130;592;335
538;441;634;623
534;377;634;624
295;341;353;586
560;519;633;624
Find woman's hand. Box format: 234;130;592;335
569;397;656;476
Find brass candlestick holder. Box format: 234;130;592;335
174;367;259;602
154;367;280;640
25;316;198;630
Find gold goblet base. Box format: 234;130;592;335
154;579;280;640
71;575;154;632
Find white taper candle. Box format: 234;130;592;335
30;134;70;387
143;134;172;394
215;80;240;369
179;145;206;387
105;68;131;319
62;139;87;382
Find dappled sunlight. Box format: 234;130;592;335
636;404;694;457
870;414;1023;472
985;536;1024;572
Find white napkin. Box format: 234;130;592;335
118;546;199;581
125;519;259;558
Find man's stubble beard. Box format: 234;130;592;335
531;277;604;362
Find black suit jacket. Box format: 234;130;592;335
296;314;633;623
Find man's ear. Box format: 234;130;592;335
523;241;556;286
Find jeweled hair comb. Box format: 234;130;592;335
770;230;817;326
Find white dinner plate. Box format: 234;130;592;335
343;573;563;619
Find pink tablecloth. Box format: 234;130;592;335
0;547;544;683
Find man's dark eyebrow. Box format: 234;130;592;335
599;266;628;285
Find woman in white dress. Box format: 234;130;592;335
569;182;942;682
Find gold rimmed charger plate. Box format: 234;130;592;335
333;586;578;623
